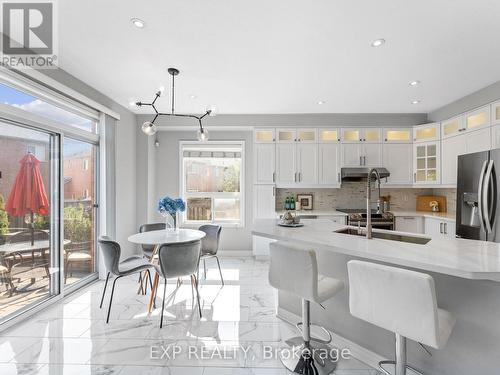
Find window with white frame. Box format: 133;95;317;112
180;142;244;226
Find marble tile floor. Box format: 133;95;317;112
0;257;379;375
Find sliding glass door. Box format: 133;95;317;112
0;121;59;321
63;138;97;286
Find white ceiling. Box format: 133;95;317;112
58;0;500;115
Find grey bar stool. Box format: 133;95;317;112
347;260;456;375
98;237;156;323
198;224;223;285
269;241;345;375
155;239;203;328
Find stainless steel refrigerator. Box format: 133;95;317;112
456;149;498;241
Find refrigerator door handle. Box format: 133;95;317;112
483;160;496;234
477;160;488;232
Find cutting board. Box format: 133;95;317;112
416;195;447;212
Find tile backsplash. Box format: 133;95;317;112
276;181;457;214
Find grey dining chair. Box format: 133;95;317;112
198;225;223;285
98;237;155;323
155;239;202;328
139;223;166;259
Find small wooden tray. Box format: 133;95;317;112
416;195;447;212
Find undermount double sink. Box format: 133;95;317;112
335;228;431;245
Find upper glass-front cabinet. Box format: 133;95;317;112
297;129;317;142
277;129;297;143
341;128;381;143
318;128;340;142
383;128;411;143
254;129;275;143
465;106;490;130
492;101;500;126
413;141;440;184
413;123;439;143
441;116;465;139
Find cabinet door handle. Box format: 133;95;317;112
403;217;415;220
444;222;447;234
273;186;275;196
294;172;297;182
363;156;366;165
338;172;340;183
440;222;443;234
360;156;362;166
298;172;301;182
413;172;416;183
272;172;275;183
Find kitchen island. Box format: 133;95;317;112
252;219;500;375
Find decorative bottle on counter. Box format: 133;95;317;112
285;197;290;210
290;197;295;210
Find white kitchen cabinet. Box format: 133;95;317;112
341;143;363;166
492;101;500;126
276;143;296;183
441;127;490;185
254;143;276;184
297;129;317;143
321;215;347;225
254;128;275;143
413;141;440;185
318;128;340;143
395;216;424;234
296;143;318;184
492;124;500;149
465;106;490;131
441;135;466;185
253;185;276;219
383;128;412;143
341;143;382;167
441;116;465;139
341;128;381;143
425;217;456;238
277;129;297;143
319;143;341;186
382;143;412;185
413;123;440;143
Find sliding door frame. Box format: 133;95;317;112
0;101;103;330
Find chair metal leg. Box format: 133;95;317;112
215;256;224;286
193;274;202;318
100;272;110;309
203;259;207;280
106;275;122;323
160;278;167;328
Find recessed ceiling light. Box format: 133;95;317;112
131;18;145;28
318;100;326;105
129;100;137;107
411;100;421;104
371;38;385;47
409;80;420;86
190;95;197;99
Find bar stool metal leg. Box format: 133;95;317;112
280;299;337;375
379;333;424;375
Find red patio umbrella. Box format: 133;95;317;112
5;153;49;245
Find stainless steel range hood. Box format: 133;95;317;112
341;167;390;180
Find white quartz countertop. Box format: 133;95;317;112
390;210;456;221
275;210;348;216
252;219;500;282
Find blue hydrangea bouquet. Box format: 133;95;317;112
158;196;186;232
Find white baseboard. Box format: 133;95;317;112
277;307;384;370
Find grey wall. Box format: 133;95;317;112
429;80;500;122
148;128;253;251
34;69;138;258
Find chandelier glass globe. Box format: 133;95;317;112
197;127;209;142
142;121;157;136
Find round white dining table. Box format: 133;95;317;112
127;228;206;312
